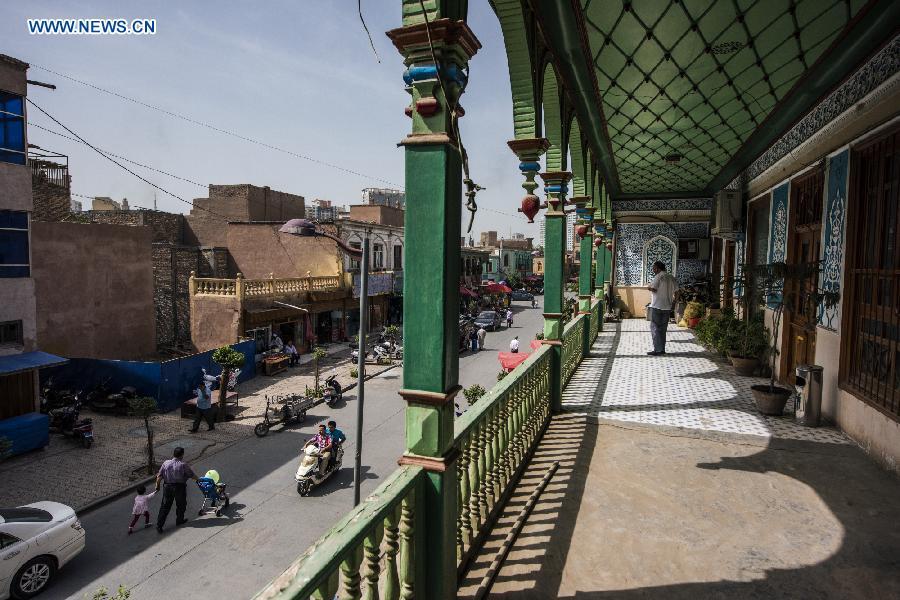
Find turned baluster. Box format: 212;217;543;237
467;431;482;536
312;570;338;600
457;440;470;560
399;494;415;600
383;505;401;600
489;403;503;505
476;422;490;523
362;524;383;600
340;545;363;600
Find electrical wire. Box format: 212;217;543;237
30;63;402;189
27;98;231;223
358;0;381;63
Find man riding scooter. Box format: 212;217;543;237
326;420;345;470
304;424;333;476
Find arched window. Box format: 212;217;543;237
643;236;676;284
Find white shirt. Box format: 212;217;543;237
509;338;520;352
649;271;677;311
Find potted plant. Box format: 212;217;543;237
684;301;705;328
741;261;838;415
727;316;768;376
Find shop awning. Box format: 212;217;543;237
486;283;512;294
0;351;67;377
459;286;479;298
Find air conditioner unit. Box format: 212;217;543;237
711;190;743;238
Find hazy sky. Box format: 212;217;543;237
2;1;539;240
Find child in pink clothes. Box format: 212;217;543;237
128;484;156;534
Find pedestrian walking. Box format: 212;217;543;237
189;369;217;433
531;297;537;309
469;328;479;352
127;484;155;534
155;447;198;533
506;308;513;328
477;326;487;350
510;336;520;353
646;261;677;356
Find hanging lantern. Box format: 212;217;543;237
575;224;589;239
593;237;602;247
606;242;613;251
519;195;540;223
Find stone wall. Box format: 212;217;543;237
31;180;71;222
225;223;342;279
32;222;156;359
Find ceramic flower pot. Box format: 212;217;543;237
687;317;701;328
750;384;792;415
730;356;758;376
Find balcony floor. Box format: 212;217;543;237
459;321;900;599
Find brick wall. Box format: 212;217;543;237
199;247;229;278
86;209;183;243
153;243;202;349
31;180;71;222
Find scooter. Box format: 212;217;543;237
323;374;343;408
296;443;344;496
48;397;94;448
90;385;138;414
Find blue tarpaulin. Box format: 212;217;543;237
0;351;67;376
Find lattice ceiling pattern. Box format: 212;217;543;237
581;0;867;194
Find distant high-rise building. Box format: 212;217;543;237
308;198;340;222
480;230;498;247
361;188;405;209
539;214;575;252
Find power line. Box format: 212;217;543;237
31;63;404;189
29;122;208;189
27;99;231;223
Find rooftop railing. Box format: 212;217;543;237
189;272;343;299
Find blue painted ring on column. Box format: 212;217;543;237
519;162;540;172
443;64;468;87
544;184;568;193
403;65;439;84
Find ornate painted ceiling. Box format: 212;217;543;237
579;0;870;195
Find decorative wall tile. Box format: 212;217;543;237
644;236;676;283
734;236;745;298
676;259;706;285
614;198;712;213
768;183;789;264
615;222;709;286
818;150;849;330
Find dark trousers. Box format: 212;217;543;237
191;407;215;431
157;483;187;528
649;307;671;353
129;511;150;528
289;353;298;366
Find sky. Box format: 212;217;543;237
2;0;539;240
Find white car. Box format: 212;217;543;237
0;502;85;599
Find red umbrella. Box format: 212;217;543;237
530;339;543;350
498;351;530;371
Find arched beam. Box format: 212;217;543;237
540;59;564;171
569;117;587;197
491;0;538;139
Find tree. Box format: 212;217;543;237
212;346;245;419
312;346;328;395
462;384;486;406
127;396;158;475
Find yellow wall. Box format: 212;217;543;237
615;286;652;317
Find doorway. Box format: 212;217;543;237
781;169;824;384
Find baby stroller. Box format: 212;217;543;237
196;469;229;517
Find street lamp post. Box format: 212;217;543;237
278;218;368;507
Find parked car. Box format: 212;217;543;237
511;290;534;302
474;311;502;332
0;502;85;600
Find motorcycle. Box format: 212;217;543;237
254;394;314;437
47;396;94;448
296;442;344;496
323;374;343;408
90;384;138;414
40;377;76;413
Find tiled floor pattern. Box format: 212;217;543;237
563;320;850;444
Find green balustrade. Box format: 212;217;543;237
254;466;423;600
590;298;601;343
561;314;587;386
453;344;552;571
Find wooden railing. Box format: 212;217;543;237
454;344;552;570
190;273;343;299
562;314;587;386
254;465;423;599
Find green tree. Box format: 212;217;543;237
212;346;245;418
312;346;328;393
127;396;158;475
462;384;486;406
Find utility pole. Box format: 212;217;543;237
353;233;370;507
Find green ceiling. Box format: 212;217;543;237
580;0;868;195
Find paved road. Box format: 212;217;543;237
45;300;544;600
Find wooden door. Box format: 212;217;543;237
0;371;36;419
782;169;824;384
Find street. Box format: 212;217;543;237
44;300;544;600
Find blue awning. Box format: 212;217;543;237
0;351;68;376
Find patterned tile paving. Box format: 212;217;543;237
563;321;849;444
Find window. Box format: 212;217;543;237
0;210;29;278
0;533;21;549
503;253;509;268
349;241;361;271
842;128;900;421
373;243;384;270
0;92;25;165
0;320;23;346
393;245;402;270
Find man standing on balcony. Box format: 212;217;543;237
646;261;677;356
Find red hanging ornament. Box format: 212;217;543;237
593;237;602;247
575;224;589;239
519;195;540;223
606;242;613;251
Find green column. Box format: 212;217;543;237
387;14;480;599
540;170;572;412
571;196;593;355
